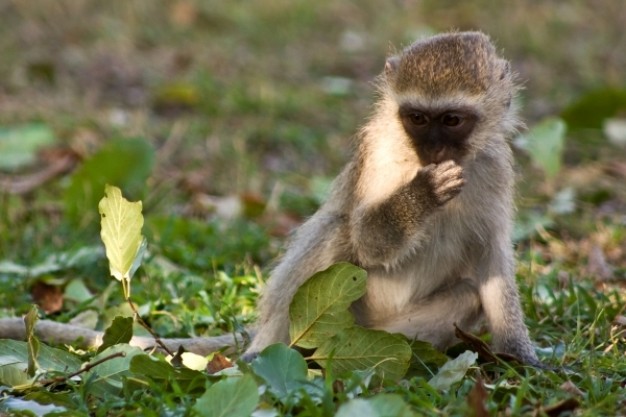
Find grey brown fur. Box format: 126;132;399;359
245;31;539;365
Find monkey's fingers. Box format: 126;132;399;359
431;162;465;203
435;178;465;204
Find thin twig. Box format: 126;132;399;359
39;351;126;387
126;296;175;357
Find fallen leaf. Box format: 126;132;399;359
207;353;233;374
542;398;580;417
170;0;197;27
587;244;614;282
467;378;489;417
454;325;500;364
613;316;626;327
31;282;63;314
560;380;584;397
428;351;478;390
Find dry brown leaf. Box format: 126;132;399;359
467;378;489;417
31;281;64;314
541;398;580;417
560;380;584;397
206;353;233;374
613;315;626;327
170;1;197;27
587;244;614;282
454;324;500;364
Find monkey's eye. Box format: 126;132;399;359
441;113;463;127
408;112;428;126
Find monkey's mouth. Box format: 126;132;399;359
419;148;459;165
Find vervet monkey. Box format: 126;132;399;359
0;32;539;366
245;31;540;365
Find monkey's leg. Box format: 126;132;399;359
359;278;483;351
478;247;540;365
244;214;347;358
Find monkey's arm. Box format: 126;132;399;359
351;160;464;267
0;317;245;355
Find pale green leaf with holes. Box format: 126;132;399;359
311;327;412;381
289;262;367;349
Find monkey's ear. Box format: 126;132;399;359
385;56;400;76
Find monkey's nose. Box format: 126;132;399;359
433;148;447;163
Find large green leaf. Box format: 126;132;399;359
192;375;259;417
64;137;154;226
406;341;449;378
561;88;626;130
518;117;566;179
97;316;133;353
289;263;367;349
0;340;81;387
99;184;145;290
311;327;412;381
82;344;144;396
129;354;207;393
250;343;307;401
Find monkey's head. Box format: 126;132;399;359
381;31;518;166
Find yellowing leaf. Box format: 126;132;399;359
99;185;145;293
289;263;367;349
166;352;209;371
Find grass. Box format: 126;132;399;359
0;0;625;415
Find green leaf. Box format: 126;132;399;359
24;306;40;377
336;394;416;417
193;375;259;417
517;117;566;179
130;354;207;393
99;184;145;293
561;88;626;130
250;343;308;401
407;341;449;378
427;350;478;390
0;340;81;387
311;327;412;381
64;137;154;226
0;246;104;278
289;262;367;348
82;344;144;396
0;123;56;171
97;316;134;353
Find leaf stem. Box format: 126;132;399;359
126;295;175;357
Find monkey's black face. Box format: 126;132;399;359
398;104;478;165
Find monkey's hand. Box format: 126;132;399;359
414;160;465;207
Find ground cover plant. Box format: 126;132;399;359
1;1;625;415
